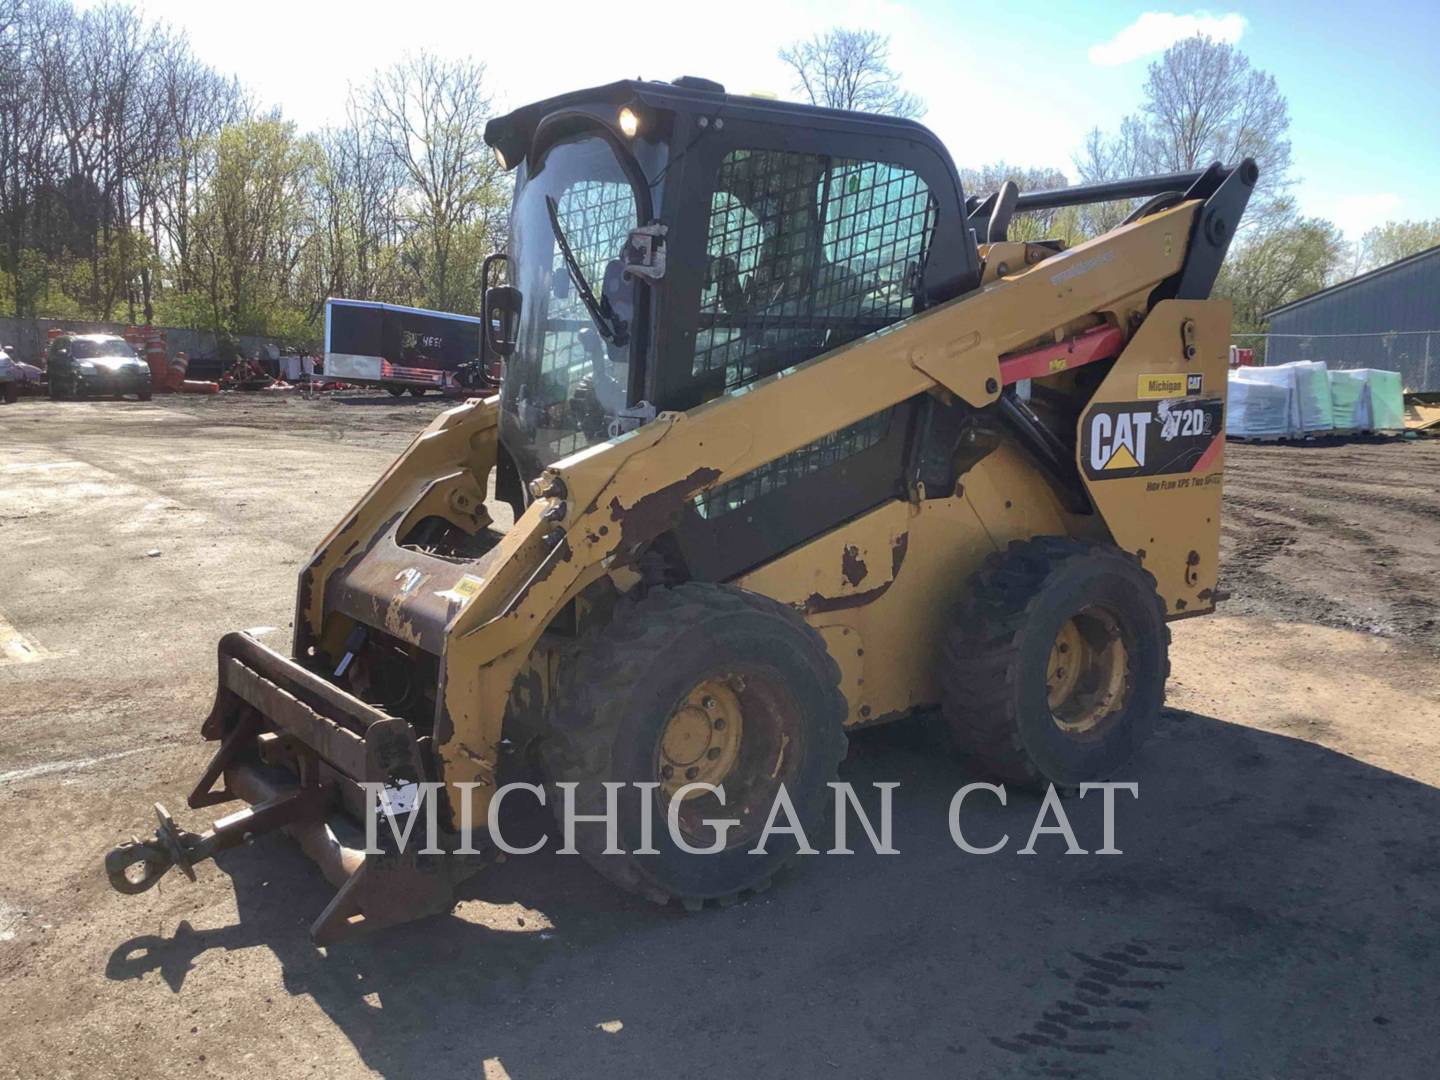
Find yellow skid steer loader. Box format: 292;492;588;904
107;77;1255;941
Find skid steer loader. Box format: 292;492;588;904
106;77;1255;941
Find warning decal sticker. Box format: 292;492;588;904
1082;398;1224;480
436;574;486;604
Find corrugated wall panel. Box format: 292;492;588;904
1267;249;1440;389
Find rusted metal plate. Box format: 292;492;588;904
220;657;369;780
213;631;393;733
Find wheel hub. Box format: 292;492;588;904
1046;607;1130;735
658;677;744;798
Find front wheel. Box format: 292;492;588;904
940;537;1169;788
1;382;18;404
542;583;848;907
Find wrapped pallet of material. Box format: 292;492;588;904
1365;368;1405;430
1233;365;1301;436
1329;369;1372;431
1277;360;1335;434
1228;370;1293;438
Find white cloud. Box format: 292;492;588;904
1088;12;1247;67
1307;192;1404;241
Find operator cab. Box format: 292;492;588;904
483;78;984;507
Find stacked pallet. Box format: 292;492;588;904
1227;362;1405;439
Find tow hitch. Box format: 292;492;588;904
104;632;478;943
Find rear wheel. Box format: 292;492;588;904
940;537;1169;788
542;583;848;907
1;382;17;404
387;386;405;398
138;389;152;402
407;387;427;397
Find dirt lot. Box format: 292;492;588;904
2;393;1438;1079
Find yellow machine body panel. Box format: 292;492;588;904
1076;299;1230;615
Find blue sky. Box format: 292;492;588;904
108;0;1440;239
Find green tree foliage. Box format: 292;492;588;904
187;118;320;338
0;0;507;349
1217;212;1348;336
1353;219;1440;274
960;163;1084;245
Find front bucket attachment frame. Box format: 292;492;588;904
105;631;481;943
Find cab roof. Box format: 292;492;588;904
484;76;950;170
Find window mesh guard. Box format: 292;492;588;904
689;150;934;520
694;150;936;392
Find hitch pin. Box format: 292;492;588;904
334;626;367;678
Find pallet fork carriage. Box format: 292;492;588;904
107;78;1255;940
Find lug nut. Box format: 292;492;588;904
685;766;699;780
661;765;674;779
701;696;716;710
713;717;726;730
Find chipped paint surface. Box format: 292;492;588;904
841;545;868;587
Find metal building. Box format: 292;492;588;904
1263;244;1440;390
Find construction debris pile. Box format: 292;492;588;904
1228;362;1406;439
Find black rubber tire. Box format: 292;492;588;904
407;387;427;397
387;386;406;398
940;536;1169;788
541;583;848;907
138;389;152;402
1;382;18;404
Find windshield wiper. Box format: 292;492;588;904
544;194;629;347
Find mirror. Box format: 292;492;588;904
484;285;522;359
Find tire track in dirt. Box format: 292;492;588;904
1219;440;1440;650
986;939;1186;1077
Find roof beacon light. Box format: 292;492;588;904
618;106;640;138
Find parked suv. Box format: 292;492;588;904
47;334;152;401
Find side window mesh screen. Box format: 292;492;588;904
693;410;892;520
694;149;936;392
689;150;933;523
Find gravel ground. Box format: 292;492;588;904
1;393;1437;1079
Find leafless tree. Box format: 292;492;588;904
0;4;507;341
308;98;407;315
779;28;925;119
1140;36;1291;186
362;52;505;312
1077;35;1292;229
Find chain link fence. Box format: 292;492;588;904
1241;330;1440;391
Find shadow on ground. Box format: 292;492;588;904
105;709;1440;1079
